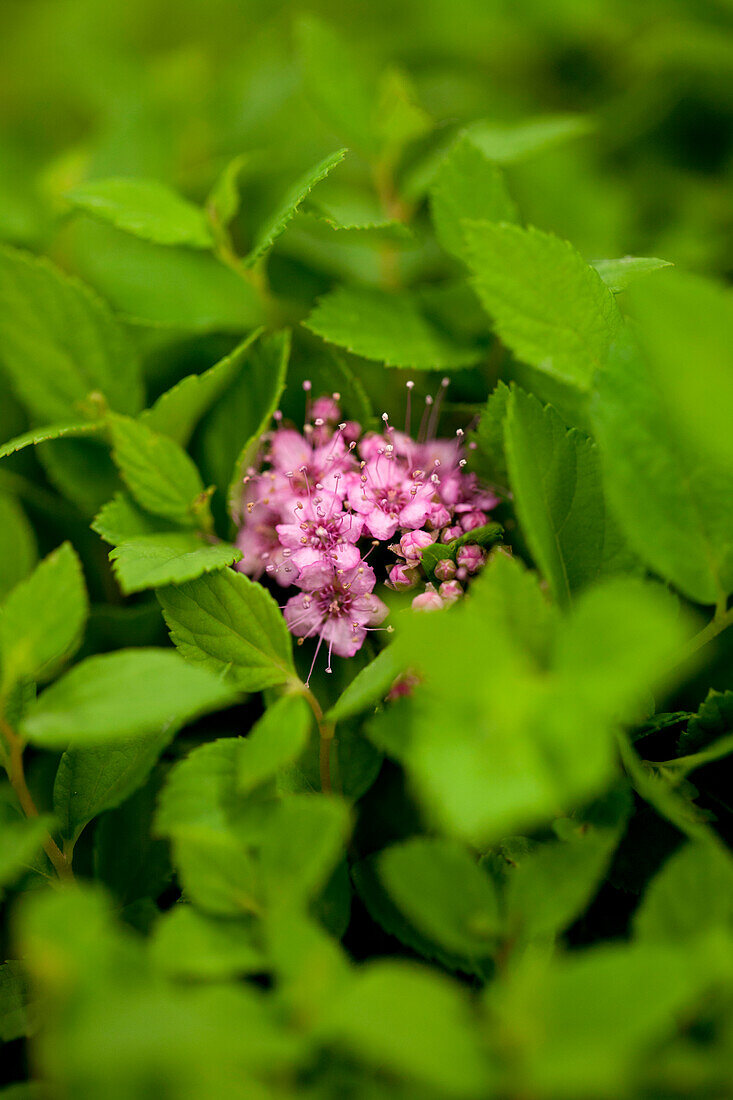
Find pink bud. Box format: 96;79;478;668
441;525;462;543
389;562;418;590
456;544;486;574
400;529;436;560
386;671;421;701
439;580;463;604
434;558;457;582
460;511;488;532
412;584;444;612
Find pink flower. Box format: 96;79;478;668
235;504;298;586
276;491;363;572
284;561;388;674
311;395;341;422
347;457;433;541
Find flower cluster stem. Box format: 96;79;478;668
0;714;73;881
299;684;336;794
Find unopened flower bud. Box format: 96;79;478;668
400;529;436;560
441;525;462;543
389;562;418;590
434;558;457;582
456;544;486;574
386;670;421;701
439;580;463;604
412;584;444;611
460;510;487;532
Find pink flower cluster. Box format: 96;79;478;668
236;381;498;680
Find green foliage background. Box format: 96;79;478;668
2;1;733;1097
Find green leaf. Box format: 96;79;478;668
53;724;178;843
592;256;672;294
140;330;261;446
320;960;493;1097
0;492;37;602
151;906;265;980
421;522;503;578
156;738;242;839
591;329;733;605
259;794;350;906
430;134;518;262
634;840;733;942
503;830;620;943
374;67;432;165
504;388;625;606
296;17;378;155
92;491;178;545
352;855;472;973
67;177;214;248
20;648;237;749
304;285;481;369
109;414;206;525
0;420;106;459
0;542;87;693
244;148;347;267
466;113;593;163
679;688;733;754
225;331;290;516
0;961;33;1042
0;244;142;421
158;567;295;693
465;222;620;389
92;775;171;908
472;379;511;488
197;330;289;516
0;816;53;891
379;838;502;958
36;436;120;517
392;555;686;844
109;534;241;595
155;738;262;916
626;269;733;473
325;646;403;723
488;939;716;1098
206;153;251;232
237;695;311;794
69;217;263;332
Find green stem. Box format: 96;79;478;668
0;713;74;881
681;603;733;662
298;683;336;794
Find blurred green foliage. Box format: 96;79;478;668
2;2;733;1098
